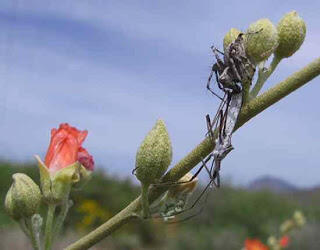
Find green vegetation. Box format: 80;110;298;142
1;162;320;249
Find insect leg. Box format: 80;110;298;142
229;57;242;82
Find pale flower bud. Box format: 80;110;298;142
5;173;42;220
135;119;172;185
293;210;306;227
223;28;241;52
245;18;278;64
274;11;306;58
267;236;280;250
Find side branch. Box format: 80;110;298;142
65;57;320;250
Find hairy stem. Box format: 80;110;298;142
65;57;320;250
250;55;282;98
53;199;73;241
44;205;56;250
26;218;41;250
19;219;30;237
141;183;150;218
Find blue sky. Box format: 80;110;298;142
0;0;319;187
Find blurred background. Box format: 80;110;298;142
0;0;319;249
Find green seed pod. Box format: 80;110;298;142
274;11;306;59
5;173;42;220
245;18;278;64
223;28;241;52
135;119;172;185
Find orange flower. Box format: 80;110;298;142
245;238;269;250
44;123;94;173
280;235;289;248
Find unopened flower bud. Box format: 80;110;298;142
36;123;94;204
274;11;306;59
293;210;306;227
135;119;172;185
280;219;295;234
5;174;41;220
245;18;278;64
223;28;241;52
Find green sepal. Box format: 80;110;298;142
35;155;82;204
51;162;81;201
36;156;52;202
72;165;92;190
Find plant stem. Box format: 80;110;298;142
65;57;320;250
65;207;138;250
19;219;30;237
44;204;56;250
26;218;41;250
141;183;150;218
53;199;72;241
242;79;251;105
250;55;282;99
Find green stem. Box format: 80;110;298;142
250;55;282;98
65;209;137;250
53;199;72;241
141;183;151;219
44;204;56;250
19;219;30;237
242;79;251;105
26;218;41;250
65;57;320;250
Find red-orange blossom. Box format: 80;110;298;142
44;123;94;173
245;239;269;250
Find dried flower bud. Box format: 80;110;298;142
293;210;306;227
158;173;197;221
5;174;41;220
280;219;295;234
167;172;198;198
245;18;278;64
135;119;172;185
274;11;306;58
223;28;241;52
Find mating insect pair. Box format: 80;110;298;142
160;31;258;221
132;31;257;222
